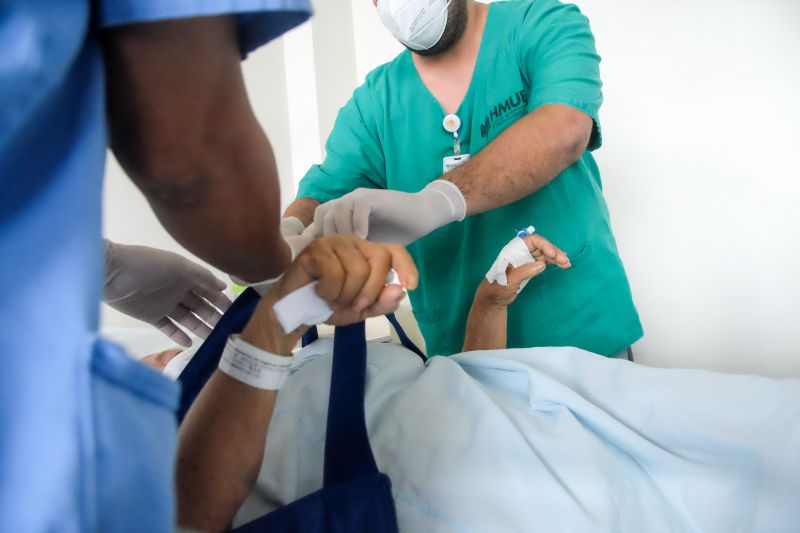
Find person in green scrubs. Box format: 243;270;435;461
284;0;643;357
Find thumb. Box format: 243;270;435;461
506;261;545;287
192;264;227;293
285;232;316;260
306;221;324;238
352;199;371;240
280;216;306;238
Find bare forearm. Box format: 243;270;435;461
445;104;593;215
176;373;277;531
104;16;290;282
284;197;321;227
463;301;507;351
176;294;301;531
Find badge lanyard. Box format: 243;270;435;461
442;114;461;155
442;113;470;174
443;114;462;154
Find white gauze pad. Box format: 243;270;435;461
485;237;536;293
273;270;402;334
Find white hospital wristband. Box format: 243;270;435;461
218;335;293;390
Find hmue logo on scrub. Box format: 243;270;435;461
480;89;529;138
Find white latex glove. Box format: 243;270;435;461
280;216;306;239
309;180;466;245
103;240;232;347
281;215;315;261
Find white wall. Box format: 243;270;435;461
312;0;360;150
577;0;800;378
351;0;404;84
103;1;800;378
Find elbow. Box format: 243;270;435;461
542;104;594;167
563;122;593;166
113;132;212;208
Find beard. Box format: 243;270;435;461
410;0;469;57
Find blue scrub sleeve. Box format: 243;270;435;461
517;0;604;150
96;0;312;57
297;84;388;203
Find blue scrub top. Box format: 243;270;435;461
0;1;310;531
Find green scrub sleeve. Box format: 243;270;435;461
517;0;604;150
296;84;387;203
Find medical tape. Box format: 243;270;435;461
273;282;334;333
272;270;403;334
218;335;293;390
485;228;537;293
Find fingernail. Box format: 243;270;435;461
357;297;370;310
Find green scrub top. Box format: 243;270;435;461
298;0;643;356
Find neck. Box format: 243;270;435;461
412;1;487;67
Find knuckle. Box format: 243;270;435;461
377;249;392;268
302;241;321;258
349;261;370;279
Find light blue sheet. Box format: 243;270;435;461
239;341;800;532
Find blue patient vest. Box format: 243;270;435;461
178;288;417;532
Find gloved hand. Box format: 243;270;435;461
281;216;315;261
309;180;467;245
103;240;232;347
280;216;306;239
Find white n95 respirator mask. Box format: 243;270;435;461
377;0;451;52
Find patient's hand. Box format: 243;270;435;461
464;234;569;352
140;348;183;371
524;233;571;268
480;234;570;307
279;235;418;325
475;262;547;308
241;235;419;353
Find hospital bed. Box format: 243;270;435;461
174;290;800;533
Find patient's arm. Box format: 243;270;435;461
463;273;539;351
176;289;296;532
463;283;510;351
176;236;417;532
463;234;570;351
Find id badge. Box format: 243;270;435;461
443;154;470;174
